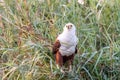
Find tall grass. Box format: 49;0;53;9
0;0;120;80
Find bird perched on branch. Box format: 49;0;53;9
52;23;78;73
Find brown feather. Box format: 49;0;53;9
52;40;61;54
75;45;77;54
55;51;63;67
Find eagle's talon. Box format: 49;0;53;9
60;69;65;74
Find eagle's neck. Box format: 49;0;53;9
63;29;76;35
57;30;77;46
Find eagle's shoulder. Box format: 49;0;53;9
52;39;61;54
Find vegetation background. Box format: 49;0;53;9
0;0;120;80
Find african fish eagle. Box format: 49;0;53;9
52;23;78;73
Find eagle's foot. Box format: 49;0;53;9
56;65;65;74
60;68;65;74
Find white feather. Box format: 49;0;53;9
57;23;78;56
78;0;84;5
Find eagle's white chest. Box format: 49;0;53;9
59;42;76;56
57;33;78;56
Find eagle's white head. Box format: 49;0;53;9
63;23;76;35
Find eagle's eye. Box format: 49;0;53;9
66;25;72;29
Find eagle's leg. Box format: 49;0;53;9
68;60;72;72
56;52;65;73
68;54;74;72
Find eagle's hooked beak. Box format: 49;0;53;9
66;25;72;30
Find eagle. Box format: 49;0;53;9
52;23;78;73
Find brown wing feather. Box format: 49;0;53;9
75;45;77;54
52;40;61;54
